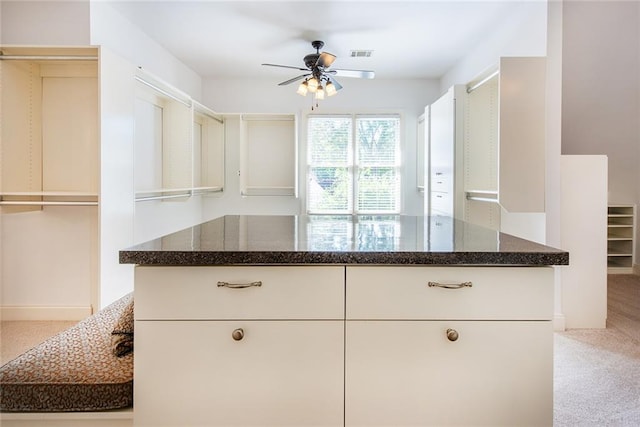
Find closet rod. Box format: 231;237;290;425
0;201;98;206
466;191;499;204
466;196;499;204
193;101;224;124
0;55;98;61
135;192;192;202
195;109;224;124
135;76;192;108
466;70;499;93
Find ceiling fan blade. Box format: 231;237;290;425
262;63;309;71
278;74;310;86
330;68;375;79
316;52;336;68
327;75;343;91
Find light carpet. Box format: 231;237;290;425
554;274;640;426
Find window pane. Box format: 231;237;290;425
307;114;401;214
357;167;399;212
308;117;352;165
308;167;352;213
356;117;400;165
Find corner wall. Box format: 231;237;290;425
560;0;640;265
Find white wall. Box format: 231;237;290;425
560;0;640;264
90;2;210;306
561;155;608;329
441;1;548;92
89;1;202;96
1;0;90;45
202;77;440;218
546;0;565;330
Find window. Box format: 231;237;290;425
307;114;401;214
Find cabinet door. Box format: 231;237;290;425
345;320;552;427
135;320;344;427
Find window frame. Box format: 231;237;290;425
306;113;402;215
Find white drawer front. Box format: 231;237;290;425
135;266;344;320
430;174;451;193
135;321;344;427
345;320;552;426
346;266;554;320
430;191;452;215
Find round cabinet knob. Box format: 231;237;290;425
232;328;244;341
446;328;459;342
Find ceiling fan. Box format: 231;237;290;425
262;40;375;99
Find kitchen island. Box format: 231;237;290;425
120;215;568;427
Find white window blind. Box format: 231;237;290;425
307;114;401;214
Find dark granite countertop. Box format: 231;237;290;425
119;215;569;266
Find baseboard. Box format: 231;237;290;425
554;314;566;332
633;263;640;275
0;408;133;427
608;267;635;274
1;305;93;321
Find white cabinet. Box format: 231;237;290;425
0;47;100;317
134;264;554;426
134;266;344;427
416;112;426;192
607;204;636;273
427;85;465;217
345;266;554;426
429;57;546;230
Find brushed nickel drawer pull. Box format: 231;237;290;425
217;281;262;289
428;281;472;289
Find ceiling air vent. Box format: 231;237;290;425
349;50;373;58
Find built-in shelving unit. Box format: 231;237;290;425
607;204;636;273
239;114;297;197
427;57;546;237
0;46;100;318
134;69;224;203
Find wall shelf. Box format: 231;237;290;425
607;204;636;273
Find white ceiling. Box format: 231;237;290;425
109;0;532;80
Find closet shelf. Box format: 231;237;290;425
607;204;636;273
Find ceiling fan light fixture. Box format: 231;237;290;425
262;41;375;109
297;80;309;96
307;77;318;93
325;81;337;96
